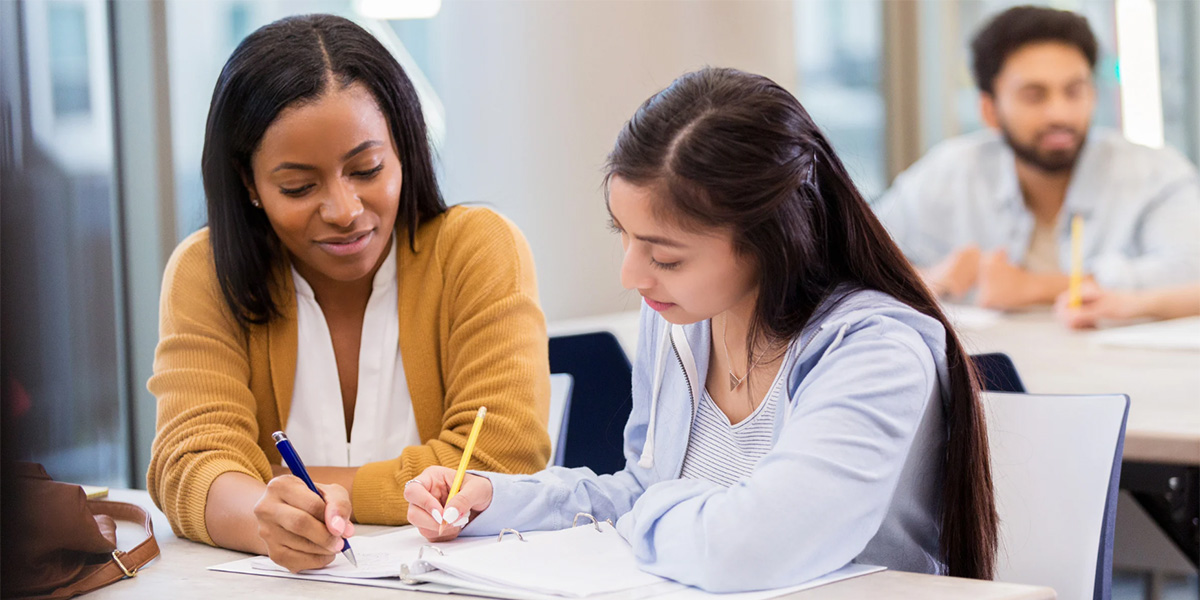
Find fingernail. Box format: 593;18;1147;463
453;515;469;528
330;516;346;535
432;509;443;524
442;507;460;524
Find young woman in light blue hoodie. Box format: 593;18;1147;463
403;68;999;590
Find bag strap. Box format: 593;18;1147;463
29;501;160;600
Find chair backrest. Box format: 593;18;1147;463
984;392;1129;600
547;373;574;467
972;352;1026;393
548;332;633;474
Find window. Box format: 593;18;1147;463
2;0;125;487
794;0;886;199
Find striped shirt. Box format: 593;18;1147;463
678;345;794;487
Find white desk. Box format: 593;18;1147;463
95;489;1054;600
549;308;1200;466
955;310;1200;466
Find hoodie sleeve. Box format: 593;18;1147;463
463;304;664;534
613;315;938;592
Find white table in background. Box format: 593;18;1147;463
952;309;1200;466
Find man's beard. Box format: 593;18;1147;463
999;122;1088;174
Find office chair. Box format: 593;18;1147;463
985;392;1129;600
547;332;633;474
972;352;1027;393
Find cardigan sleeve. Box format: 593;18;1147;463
351;208;551;523
145;231;273;545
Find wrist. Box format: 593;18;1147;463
472;473;494;512
1034;271;1071;306
1127;291;1157;319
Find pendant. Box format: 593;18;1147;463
729;372;742;391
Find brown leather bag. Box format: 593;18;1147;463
2;462;160;599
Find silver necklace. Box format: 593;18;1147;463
722;315;767;391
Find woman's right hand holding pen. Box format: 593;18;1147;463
405;466;493;542
253;476;355;573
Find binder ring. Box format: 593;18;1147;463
399;563;418;584
572;512;612;531
498;528;526;542
400;546;446;584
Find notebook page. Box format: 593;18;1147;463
423;522;669;597
221;526;492;580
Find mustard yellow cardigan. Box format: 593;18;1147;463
147;206;551;544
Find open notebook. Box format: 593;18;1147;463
209;514;883;600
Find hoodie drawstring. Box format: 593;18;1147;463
637;324;672;469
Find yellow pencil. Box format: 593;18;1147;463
447;406;487;502
1068;215;1084;309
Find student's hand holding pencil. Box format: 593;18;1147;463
406;406;493;542
1054;281;1140;329
404;466;493;542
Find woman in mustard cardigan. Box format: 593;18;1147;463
147;15;550;572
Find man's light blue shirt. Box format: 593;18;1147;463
873;128;1200;290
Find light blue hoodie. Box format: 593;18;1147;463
465;288;950;592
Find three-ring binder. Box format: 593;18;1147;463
494;512;614;545
398;510;662;597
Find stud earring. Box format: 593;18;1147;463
251;198;262;208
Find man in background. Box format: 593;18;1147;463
874;6;1199;310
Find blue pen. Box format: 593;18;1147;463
272;431;358;567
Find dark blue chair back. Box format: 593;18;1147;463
972;352;1026;393
1097;397;1129;600
548;332;633;474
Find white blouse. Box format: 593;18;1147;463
284;237;422;467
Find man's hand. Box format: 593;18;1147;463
976;249;1072;309
922;245;981;300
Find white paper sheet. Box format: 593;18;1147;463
1090;316;1200;351
250;551;404;578
211;524;886;600
210;527;493;585
421;523;665;597
941;303;1004;330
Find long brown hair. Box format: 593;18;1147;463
605;67;998;579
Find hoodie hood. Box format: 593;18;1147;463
637;286;951;469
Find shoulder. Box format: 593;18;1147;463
881;130;1008;214
438;205;528;249
805;289;945;369
903;129;1005;180
163;228;218;291
786;290;943;416
1088;129;1199;183
428;205;537;290
158;227;244;329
